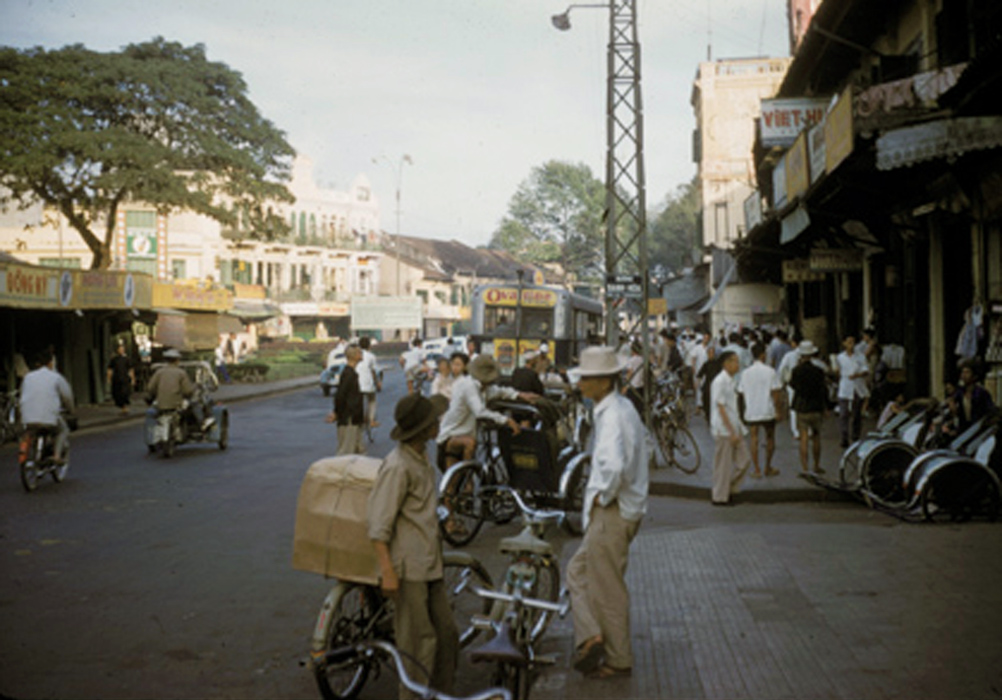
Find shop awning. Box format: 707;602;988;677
228;298;282;322
876;116;1002;171
696;263;737;315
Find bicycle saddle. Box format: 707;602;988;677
499;527;552;556
468;622;528;666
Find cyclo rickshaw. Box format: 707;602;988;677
437;399;591;547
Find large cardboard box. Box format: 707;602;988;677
292;455;383;584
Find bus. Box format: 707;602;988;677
470;283;603;372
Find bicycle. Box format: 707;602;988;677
468;585;569;700
321;639;511;700
438;404;591;547
486;488;565;644
308;551;495;700
651;393;700;473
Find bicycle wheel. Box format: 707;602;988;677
442;552;494;647
670;426;701;474
561;457;589;536
509;557;559;644
439;463;485;547
652;415;673;469
20;434;40;493
311;582;383;700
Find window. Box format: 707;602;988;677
171;259;187;280
38;258;81;269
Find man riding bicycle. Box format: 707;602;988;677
20;348;75;465
146;349;213;431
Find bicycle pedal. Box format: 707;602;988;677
533;654;558;666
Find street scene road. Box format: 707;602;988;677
2;369;1001;700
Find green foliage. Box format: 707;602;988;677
649;177;701;276
0;37;295;269
488;160;605;282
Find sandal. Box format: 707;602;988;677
572;639;605;674
765;468;780;477
587;664;632;679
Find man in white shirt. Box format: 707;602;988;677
435;355;534;469
19;348;75;464
836;333;869;447
710;350;750;505
400;338;427;395
567;346;649;680
777;337;802;439
686;334;709;409
357;337;381;430
737;343;784;478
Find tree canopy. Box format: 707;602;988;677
488;160;605;283
0;37;295;269
649;177;700;278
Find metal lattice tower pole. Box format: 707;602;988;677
604;0;650;416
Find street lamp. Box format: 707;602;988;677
551;4;606;31
372;154;413;296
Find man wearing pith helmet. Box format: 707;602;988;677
566;346;649;680
367;393;456;699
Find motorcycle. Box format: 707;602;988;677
18;418;73;492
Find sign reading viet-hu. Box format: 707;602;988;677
760;97;829;147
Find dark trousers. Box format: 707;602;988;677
839;396;863;446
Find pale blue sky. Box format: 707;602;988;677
1;0;790;246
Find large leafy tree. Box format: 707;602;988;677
649;177;701;277
489;160;605;283
0;37;294;269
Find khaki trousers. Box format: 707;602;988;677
712;436;751;503
336;424;365;455
395;579;459;700
566;502;641;669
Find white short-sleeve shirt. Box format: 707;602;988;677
737;361;782;422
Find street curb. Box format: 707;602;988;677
649;478;856;504
74;379;316;435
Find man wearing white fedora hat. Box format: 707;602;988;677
566;346;649;680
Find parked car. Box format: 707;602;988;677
423;335;467;357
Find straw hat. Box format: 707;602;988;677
390;394;448;442
469;355;500;384
163;349;182;360
573;346;625;377
798;340;819;356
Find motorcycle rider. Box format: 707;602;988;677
20;348;75;464
146;349;212;431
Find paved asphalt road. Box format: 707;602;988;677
2;373;1001;700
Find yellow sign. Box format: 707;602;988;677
825;86;854;173
153;281;233;311
0;262;59;308
233;282;266;300
786;131;810;199
648;297;667;315
71;270;153;309
483;287;558;308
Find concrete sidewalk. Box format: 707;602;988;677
650;406;871;503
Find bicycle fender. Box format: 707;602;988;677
559;452;590;498
438;459;487;494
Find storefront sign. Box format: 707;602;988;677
782;259;825;283
760;97;829;147
808;122;826;183
825;87;854;173
152;281;232;311
351;296;422;330
785;132;810;200
809;248;864;272
773;158;787;209
0;262;59;308
744;191;763;231
73;270;152;309
233;282;266;300
483;287;559;308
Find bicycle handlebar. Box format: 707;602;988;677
325;640;512;700
472;586;569;617
487;486;565;525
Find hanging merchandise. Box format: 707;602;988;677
954;303;983;361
